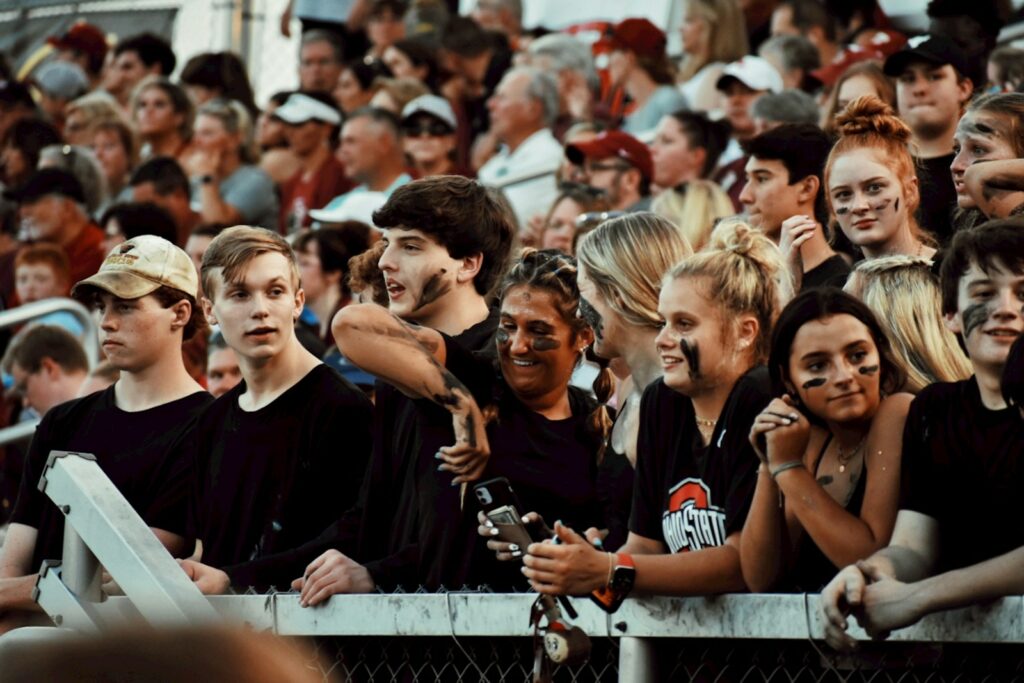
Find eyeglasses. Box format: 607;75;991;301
583;162;631;175
402;121;453;138
575;211;626;229
558;182;607;199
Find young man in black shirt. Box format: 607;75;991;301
821;217;1024;650
186;178;515;596
739;123;850;291
883;36;974;243
291;176;515;603
0;235;211;632
178;226;372;592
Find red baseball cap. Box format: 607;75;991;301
605;18;666;61
47;23;108;65
566;130;653;181
810;46;884;88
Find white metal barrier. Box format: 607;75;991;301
5;451;1024;682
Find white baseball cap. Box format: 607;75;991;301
716;56;784;94
401;94;457;130
308;191;388;227
273;93;342;126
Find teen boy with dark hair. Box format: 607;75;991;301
820;217;1024;649
0;235;211;633
178;226;372;590
186;176;515;596
739;123;850;291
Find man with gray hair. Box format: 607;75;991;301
523;33;597;128
299;29;345;93
478;66;562;230
4;168;104;284
758;34;820;93
751;89;820;133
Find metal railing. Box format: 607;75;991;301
7;451;1024;682
0;298;98;447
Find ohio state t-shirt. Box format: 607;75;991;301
630;367;769;552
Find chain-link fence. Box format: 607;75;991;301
290;636;1024;683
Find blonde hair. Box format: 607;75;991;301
678;0;749;82
845;255;972;393
668;219;791;363
372;77;430;113
201;225;300;299
197;98;256;163
651;179;735;251
65;92;123;138
577;212;693;330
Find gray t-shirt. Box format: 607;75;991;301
623;86;689;137
191;165;280;232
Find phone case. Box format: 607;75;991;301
492;519;533;549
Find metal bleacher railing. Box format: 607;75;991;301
1;451;1024;682
0;298;99;447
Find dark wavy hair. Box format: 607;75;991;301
769;288;906;410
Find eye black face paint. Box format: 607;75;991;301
872;198;892;213
680;339;701;379
578;297;604;341
531;337;560;351
495;328;510;345
961;301;992;340
858;364;879;376
415;269;451;310
893;198;899;213
801;377;827;390
835;206;850;216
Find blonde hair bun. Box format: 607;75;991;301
834;94;912;143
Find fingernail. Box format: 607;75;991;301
592;537;604;548
437;465;445;472
511;551;522;558
521;515;530;523
520;566;528;574
508;544;519;551
450;480;459;487
434;452;443;460
490;528;499;536
484;519;494;528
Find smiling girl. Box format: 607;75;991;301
825;96;937;262
741;288;913;592
520;220;788;598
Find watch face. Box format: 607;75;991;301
611;565;636;592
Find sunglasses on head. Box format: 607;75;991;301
402;120;453;138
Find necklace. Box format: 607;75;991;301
836;436;866;473
695;416;718;428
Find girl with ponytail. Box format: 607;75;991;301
825;95;937;261
522;220;787;597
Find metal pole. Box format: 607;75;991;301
60;525;101;604
618;637;657;683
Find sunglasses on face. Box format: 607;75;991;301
402;121;453;138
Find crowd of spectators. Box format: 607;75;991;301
0;0;1020;661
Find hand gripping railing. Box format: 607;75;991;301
0;298;99;447
15;449;1024;682
31;451;218;631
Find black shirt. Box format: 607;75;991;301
11;387;212;571
631;368;768;552
900;378;1024;573
406;337;606;591
802;254;852;291
915;153;957;246
224;309;499;590
189;364;372;573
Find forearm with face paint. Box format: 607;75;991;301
332;303;482;421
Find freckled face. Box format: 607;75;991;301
787;314;882;424
951;111;1018;208
829;148;914;253
496;285;586;404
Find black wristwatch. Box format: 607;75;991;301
198;174;215;185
